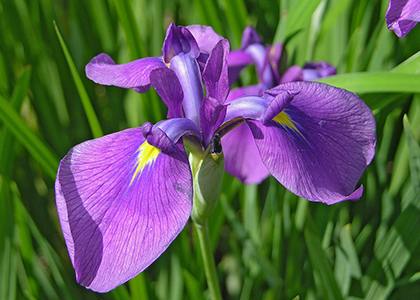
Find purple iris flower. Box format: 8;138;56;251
386;0;420;37
55;23;376;293
225;27;338;184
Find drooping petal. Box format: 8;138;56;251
150;68;184;118
86;53;166;92
249;81;376;204
386;0;420;37
162;23;200;62
202;39;230;102
222;122;270;184
55;127;193;292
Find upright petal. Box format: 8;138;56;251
386;0;420;37
55;127;192;292
202;39;230;102
200;97;227;147
162;23;200;62
86;53;166;92
249;82;376;204
240;26;263;49
169;53;204;127
267;43;283;83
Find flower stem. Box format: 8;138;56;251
194;220;222;300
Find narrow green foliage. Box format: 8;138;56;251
304;222;344;300
53;21;103;138
403;115;420;193
0;95;59;179
317;72;420;94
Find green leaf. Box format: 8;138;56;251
392;50;420;74
304;223;344;300
0;95;59;179
53;21;103;138
317;72;420;94
362;203;420;299
282;0;323;41
403;115;420;193
0;66;32;176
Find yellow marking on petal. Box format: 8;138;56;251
273;111;301;135
130;141;160;184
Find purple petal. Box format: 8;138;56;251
55;127;192;292
279;65;304;84
245;43;276;87
200;97;227;147
227;50;254;85
150;68;184;118
202;39;230;102
222;122;270;184
302;61;336;80
162;23;200;62
225;85;266;103
260;89;299;124
249;81;376;204
223;95;270;124
386;0;420;37
186;25;224;56
154;118;202;143
267;43;283;83
169;53;204;127
241;26;263;49
85;53;166;91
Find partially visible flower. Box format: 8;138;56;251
386;0;420;37
228;26;283;87
279;62;337;83
224;27;338;184
56;23;376;293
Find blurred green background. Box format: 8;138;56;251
1;0;420;299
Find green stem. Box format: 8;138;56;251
194;220;222;300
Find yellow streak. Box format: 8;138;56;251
273;111;301;134
131;141;160;184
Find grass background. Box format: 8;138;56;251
1;0;420;299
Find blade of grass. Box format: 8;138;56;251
389;95;420;196
221;197;282;292
0;66;31;176
403;115;420;193
0;95;59;179
53;21;103;138
304;223;344;300
392;50;420;74
317;72;420;94
283;0;323;41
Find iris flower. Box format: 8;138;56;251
386;0;420;37
55;23;376;292
223;26;338;184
